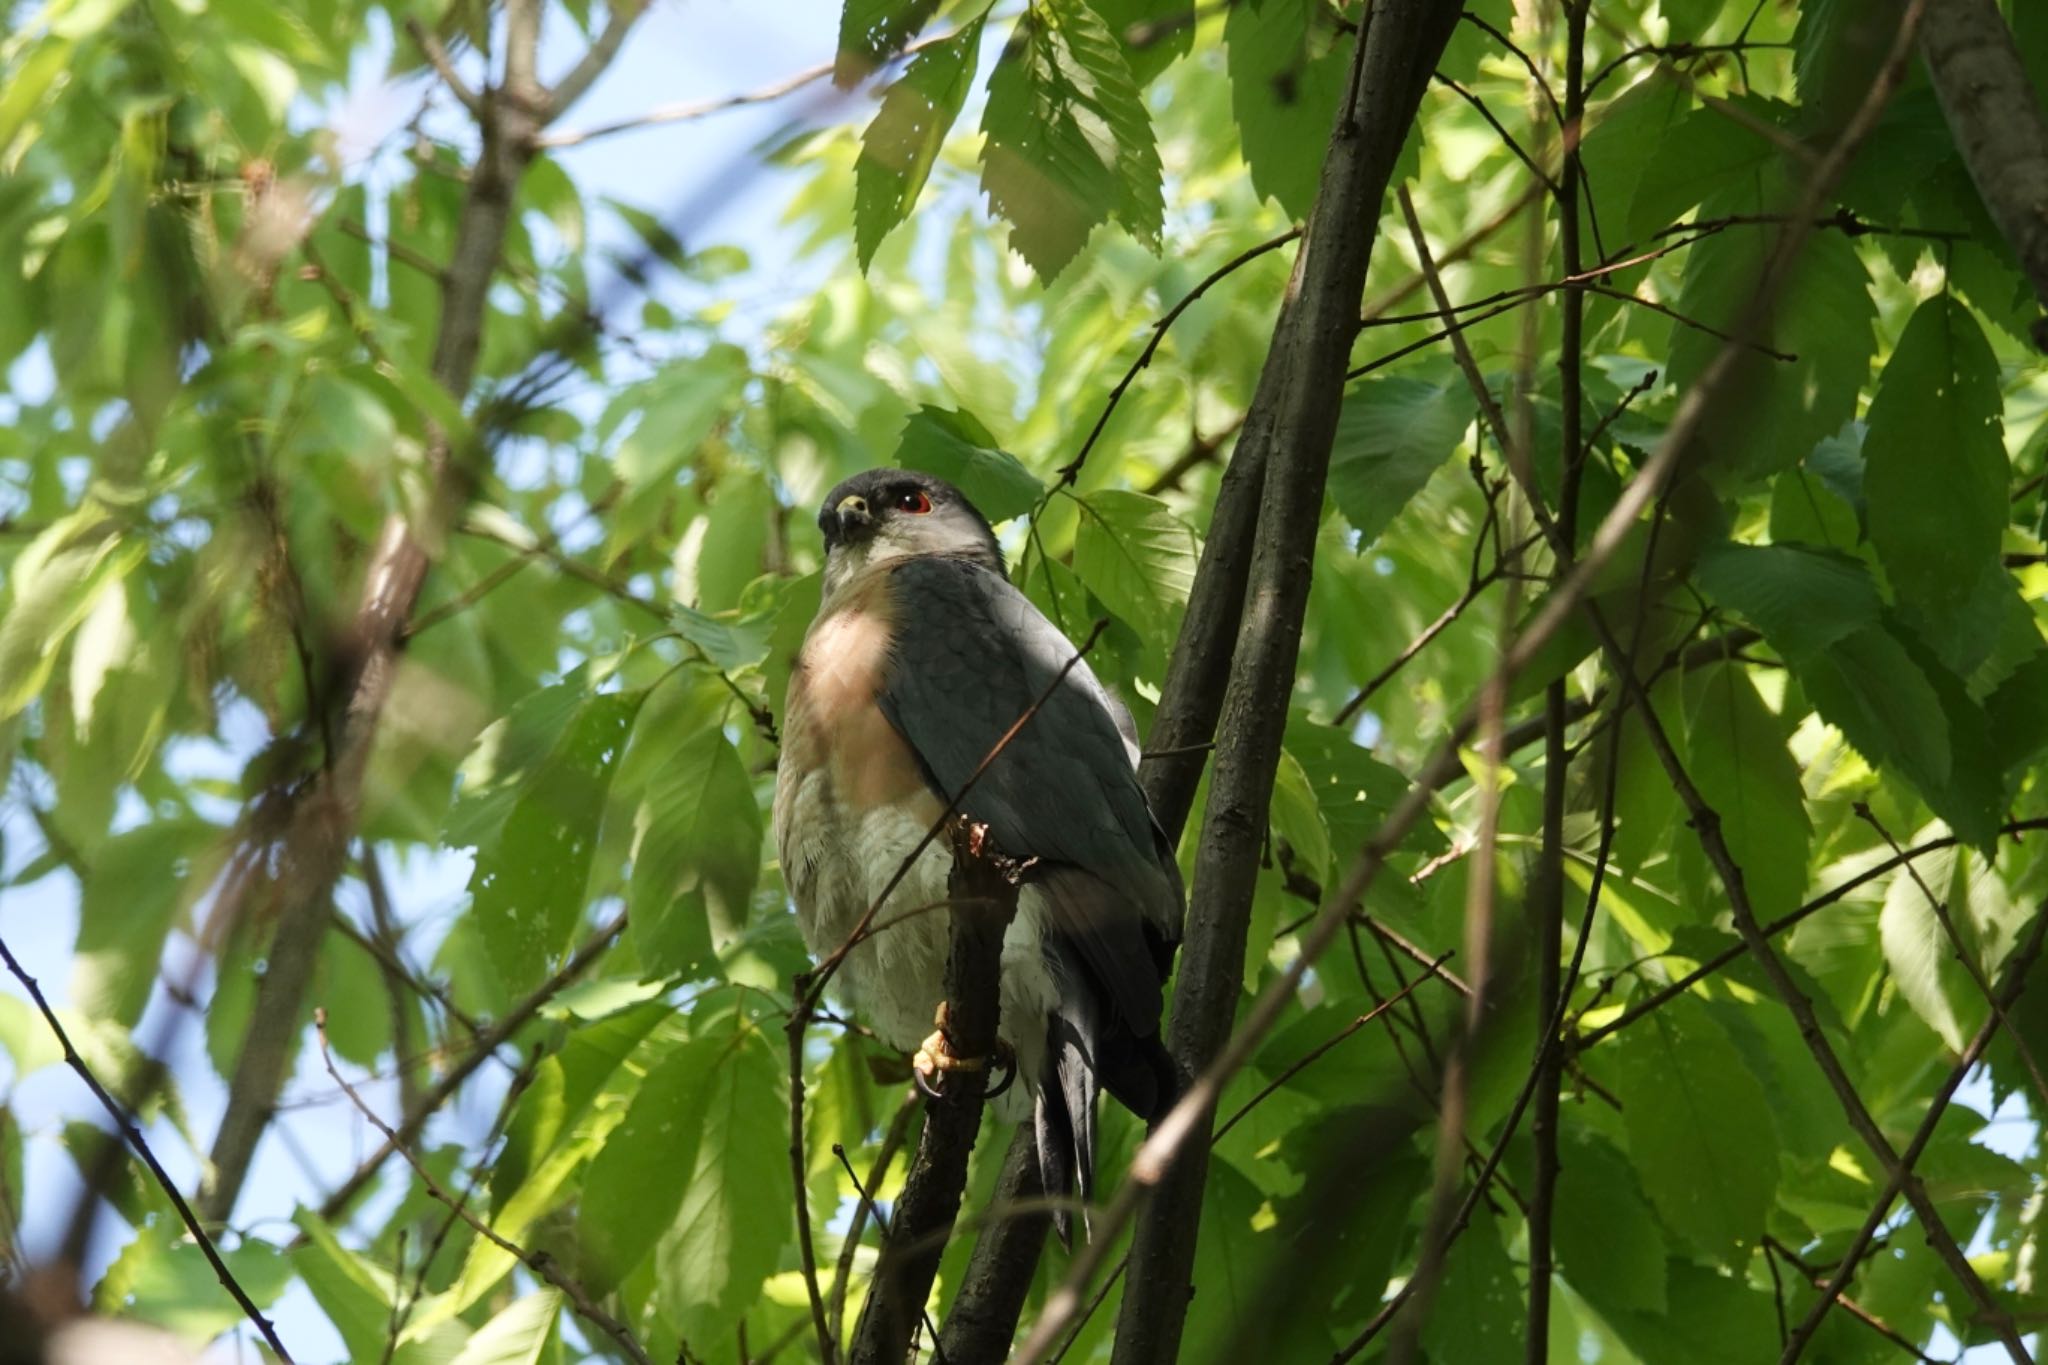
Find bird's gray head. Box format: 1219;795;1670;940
816;468;1002;597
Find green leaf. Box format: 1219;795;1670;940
1611;1260;1782;1365
0;994;62;1076
292;1209;396;1363
1270;748;1332;882
1986;649;2048;774
1327;377;1470;548
1606;994;1779;1266
1420;1208;1522;1363
1863;295;2010;675
1684;664;1811;922
670;601;774;673
1796;623;1952;797
493;1001;670;1215
893;405;1044;523
629;717;762;981
1665;188;1876;485
98;1218;293;1342
468;690;642;995
1694;540;1881;664
1880;840;2021;1052
854;20;982;269
445;672;595;849
1183;1156;1272;1349
0;509;144;719
448;1290;559;1365
835;0;942;86
980;0;1163;281
1622;103;1776;245
1553;1127;1667;1316
1069;488;1199;648
1225;0;1351;220
73;820;215;1028
614;347;750;492
653;1015;791;1341
1093;0;1196;84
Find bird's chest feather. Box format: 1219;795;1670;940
773;577;943;947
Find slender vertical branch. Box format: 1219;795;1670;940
1530;4;1590;1351
849;825;1020;1365
1104;8;1465;1363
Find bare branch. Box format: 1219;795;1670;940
546;0;645;117
405;17;483;118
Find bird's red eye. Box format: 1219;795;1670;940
895;489;933;514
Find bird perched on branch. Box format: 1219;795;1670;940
773;467;1182;1242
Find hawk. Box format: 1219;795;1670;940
773;467;1183;1240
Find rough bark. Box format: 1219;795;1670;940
1919;0;2048;348
933;1129;1047;1363
850;826;1021;1365
1108;6;1463;1362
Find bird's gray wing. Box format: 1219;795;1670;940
874;555;1183;1030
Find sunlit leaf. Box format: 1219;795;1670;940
980;0;1163;281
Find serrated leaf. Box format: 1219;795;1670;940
469;690;642;995
855;20;982;269
445;672;594;849
1864;295;2010;675
1796;622;1952;795
1694;540;1881;664
1069;488;1199;647
835;0;942;86
1607;994;1778;1266
1665;184;1875;485
96;1217;293;1342
629;719;762;980
980;0;1163;281
893;404;1044;522
653;1016;791;1341
1224;0;1351;220
1684;664;1810;923
1327;377;1470;548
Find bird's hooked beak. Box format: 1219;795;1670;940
825;493;873;547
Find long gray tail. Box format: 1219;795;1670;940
1034;942;1178;1247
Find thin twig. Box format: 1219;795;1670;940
1853;802;2048;1104
1780;899;2048;1360
1053;228;1301;490
405;17;483;117
316;1013;652;1365
312;911;628;1224
0;933;296;1362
